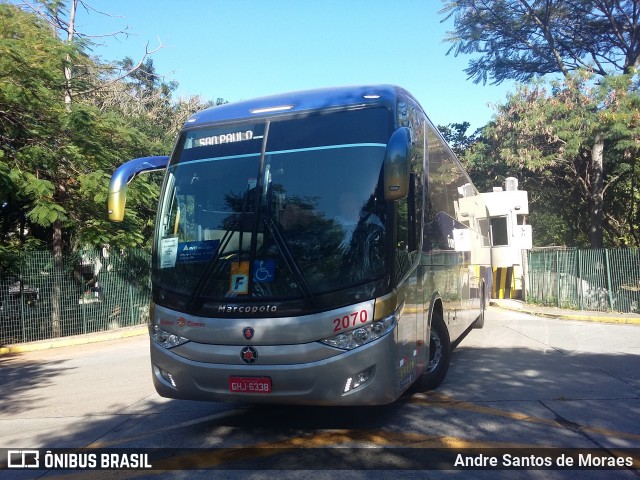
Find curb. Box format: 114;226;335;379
490;301;640;325
0;324;148;356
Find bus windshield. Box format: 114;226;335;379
153;108;390;308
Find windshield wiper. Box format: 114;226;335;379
185;219;239;312
264;216;317;305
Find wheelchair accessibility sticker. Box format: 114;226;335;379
229;260;274;295
253;259;275;283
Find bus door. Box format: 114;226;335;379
396;274;423;392
394;173;423;393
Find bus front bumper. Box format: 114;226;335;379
150;332;400;406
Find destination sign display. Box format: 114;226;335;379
183;121;266;152
196;130;255;147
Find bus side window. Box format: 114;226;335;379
396;101;425;279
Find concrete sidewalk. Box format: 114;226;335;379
490;298;640;325
0;324;148;356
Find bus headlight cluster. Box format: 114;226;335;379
150;325;189;349
320;309;398;350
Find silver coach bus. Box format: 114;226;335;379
108;85;491;405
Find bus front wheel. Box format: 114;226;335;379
416;311;451;391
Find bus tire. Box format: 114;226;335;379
416;310;451;391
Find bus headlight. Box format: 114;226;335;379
320;306;400;350
150;325;189;349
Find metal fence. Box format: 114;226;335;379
526;248;640;313
0;248;151;346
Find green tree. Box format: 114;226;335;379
2;2;169;250
442;0;640;247
1;3;76;335
465;72;640;247
0;4;69;244
2;1;225;257
81;54;224;249
0;2;170;335
442;0;640;84
89;55;221;154
438;121;481;157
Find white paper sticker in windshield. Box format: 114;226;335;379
160;237;178;269
176;240;220;263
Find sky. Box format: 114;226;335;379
67;0;515;131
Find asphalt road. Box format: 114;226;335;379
1;307;639;479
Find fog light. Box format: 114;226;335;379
343;366;374;393
156;366;177;387
343;377;352;393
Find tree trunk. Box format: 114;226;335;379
50;0;78;337
63;0;77;107
632;164;638;246
589;134;604;248
51;218;63;337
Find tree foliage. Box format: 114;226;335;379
463;72;640;247
441;0;640;85
437;121;481;157
0;2;223;267
442;0;640;247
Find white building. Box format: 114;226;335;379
480;177;532;299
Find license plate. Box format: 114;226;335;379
229;376;272;394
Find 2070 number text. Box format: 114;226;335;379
332;309;368;333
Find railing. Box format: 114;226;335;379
526;248;640;313
4;246;637;346
0;248;151;346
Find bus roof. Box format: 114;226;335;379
183;85;413;128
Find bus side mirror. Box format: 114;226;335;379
383;127;410;201
108;156;169;221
